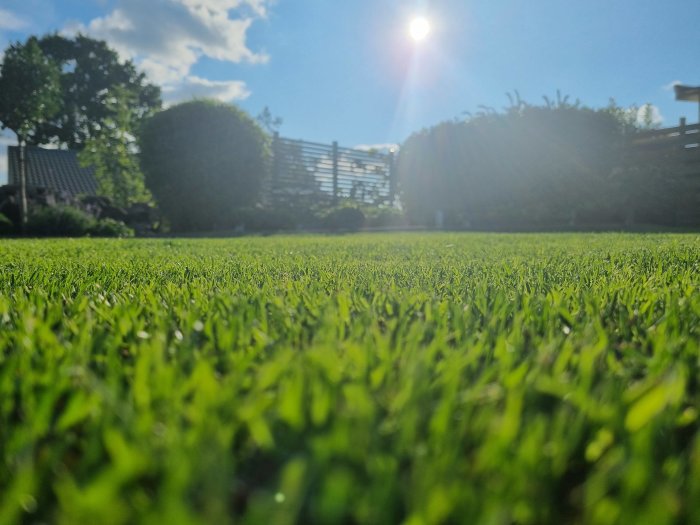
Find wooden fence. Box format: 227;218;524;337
267;134;397;208
628;120;700;226
630;120;700;175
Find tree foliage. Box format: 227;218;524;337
398;98;631;228
140;100;270;232
0;37;62;231
78;86;151;207
0;37;61;141
31;33;161;148
256;106;283;135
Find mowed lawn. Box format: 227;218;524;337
1;234;699;525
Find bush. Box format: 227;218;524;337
364;207;407;228
397;100;624;228
89;218;134;238
140;99;269;232
233;207;303;233
26;206;93;237
0;212;14;236
322;206;365;232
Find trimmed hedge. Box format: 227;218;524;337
140;100;270;232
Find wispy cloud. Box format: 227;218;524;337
68;0;271;102
0;8;28;32
162;76;251;103
663;80;683;91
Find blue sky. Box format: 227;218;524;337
1;0;700;183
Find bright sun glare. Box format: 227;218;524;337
409;17;431;42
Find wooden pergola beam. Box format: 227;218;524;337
674;84;700;123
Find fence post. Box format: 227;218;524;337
19;140;28;234
272;132;281;180
388;149;397;205
332;141;339;204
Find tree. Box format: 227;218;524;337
32;33;161;149
398;97;625;228
140;100;270;232
78;86;151;207
0;37;61;230
256;106;283;135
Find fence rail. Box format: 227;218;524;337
630;121;700;174
267;134;397;208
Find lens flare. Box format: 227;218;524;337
409;17;431;42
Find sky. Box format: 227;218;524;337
1;0;700;183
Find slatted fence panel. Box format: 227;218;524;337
630;123;700;175
267;135;396;208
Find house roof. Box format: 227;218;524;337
8;146;98;196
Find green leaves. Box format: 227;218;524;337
625;368;687;432
0;37;61;139
33;33;162;149
78;86;152;207
139;100;270;232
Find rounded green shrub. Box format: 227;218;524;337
140;99;270;232
26;206;94;237
364;207;406;228
89;218;135;238
0;212;14;236
322;206;365;232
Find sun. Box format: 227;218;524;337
409;17;431;42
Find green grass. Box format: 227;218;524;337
1;233;699;525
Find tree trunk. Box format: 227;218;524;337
18;135;28;234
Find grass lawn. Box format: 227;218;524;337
1;233;699;524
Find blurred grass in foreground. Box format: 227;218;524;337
0;233;699;524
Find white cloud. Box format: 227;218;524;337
0;8;28;31
69;0;271;100
163;75;251;103
663;80;682;91
0;131;17;185
636;104;664;127
354;143;400;153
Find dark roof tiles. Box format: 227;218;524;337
8;146;98;196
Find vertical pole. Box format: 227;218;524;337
18;138;28;234
272;132;280;180
332;141;339;205
269;132;280;207
272;131;282;184
680;117;686;147
388;149;397;206
677;116;688;227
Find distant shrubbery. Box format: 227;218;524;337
321;206;366;232
364;206;407;228
88;217;135;238
398;99;625;228
232;204;405;233
397;96;695;229
234;206;302;233
26;206;134;237
0;212;14;236
27;206;94;237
